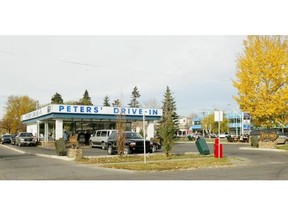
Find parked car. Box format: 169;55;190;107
218;133;229;139
1;134;12;144
89;129;116;149
150;136;162;152
15;132;37;147
107;131;152;155
10;134;17;145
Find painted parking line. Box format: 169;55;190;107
1;144;74;161
0;144;26;154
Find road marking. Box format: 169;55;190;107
0;144;26;154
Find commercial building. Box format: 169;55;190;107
21;104;162;143
190;112;251;136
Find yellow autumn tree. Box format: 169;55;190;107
233;36;288;128
2;95;36;133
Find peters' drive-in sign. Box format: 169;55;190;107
22;104;163;121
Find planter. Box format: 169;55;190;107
258;141;277;149
67;148;83;159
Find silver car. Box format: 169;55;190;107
15;132;37;147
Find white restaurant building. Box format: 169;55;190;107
21;104;163;143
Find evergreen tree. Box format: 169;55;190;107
51;92;64;104
103;95;111;106
159;86;179;157
79;90;93;105
128;86;141;108
112;99;121;107
159;109;174;157
161;86;179;130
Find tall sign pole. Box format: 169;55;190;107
143;109;146;164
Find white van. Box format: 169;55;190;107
89;129;116;149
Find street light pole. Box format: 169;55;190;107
143;109;146;164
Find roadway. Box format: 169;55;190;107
1;141;288;180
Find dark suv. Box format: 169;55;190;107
107;131;152;155
1;134;12;144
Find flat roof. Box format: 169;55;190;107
21;104;163;124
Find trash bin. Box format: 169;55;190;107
195;138;210;155
250;136;259;148
54;138;67;156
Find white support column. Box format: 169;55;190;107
44;122;49;143
147;122;155;140
55;119;63;140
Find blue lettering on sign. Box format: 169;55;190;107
153;110;158;115
114;108;119;114
59;105;65;111
121;108;126;114
55;105;160;116
132;108;137;115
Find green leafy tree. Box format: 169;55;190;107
2;95;36;133
103;95;111;106
79;90;93;105
233;35;288;128
51;92;64;104
128;86;141;108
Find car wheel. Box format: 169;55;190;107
107;145;114;155
124;146;131;155
152;145;157;153
89;140;93;148
101;142;106;150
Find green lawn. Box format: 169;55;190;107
277;144;288;151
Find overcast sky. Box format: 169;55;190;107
0;35;246;117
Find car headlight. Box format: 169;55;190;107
20;138;25;141
129;142;136;147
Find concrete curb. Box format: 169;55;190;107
239;147;286;152
34;153;75;161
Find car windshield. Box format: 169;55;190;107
125;132;143;139
3;135;11;138
19;133;33;137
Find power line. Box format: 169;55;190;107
0;48;179;77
